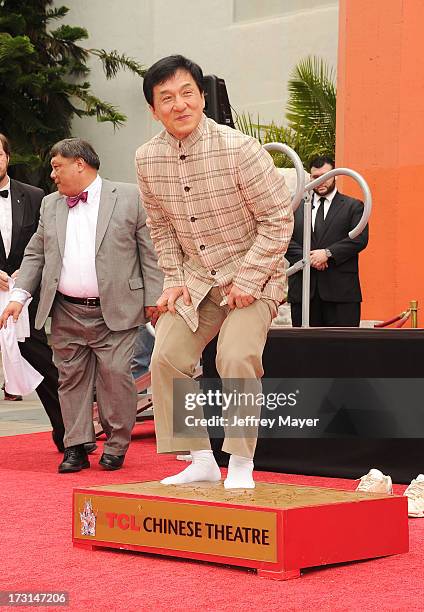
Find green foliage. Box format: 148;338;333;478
0;0;146;189
235;56;336;169
286;56;336;159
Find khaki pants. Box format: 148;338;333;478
151;288;276;458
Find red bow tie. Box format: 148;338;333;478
66;191;88;208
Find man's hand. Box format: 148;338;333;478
144;306;160;326
0;270;9;291
11;269;19;280
314;262;328;271
310;249;329;270
226;284;256;310
156;286;191;314
0;301;24;328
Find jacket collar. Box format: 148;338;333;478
164;113;207;150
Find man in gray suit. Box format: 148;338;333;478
0;139;163;473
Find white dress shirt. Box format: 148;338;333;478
58;175;102;297
312;186;337;230
0;178;13;258
10;175;102;305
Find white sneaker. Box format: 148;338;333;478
403;474;424;518
356;468;393;494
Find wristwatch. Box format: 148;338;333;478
325;249;332;259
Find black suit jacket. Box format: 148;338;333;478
286;191;369;304
1;179;45;276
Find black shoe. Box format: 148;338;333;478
2;383;22;401
52;429;65;453
84;443;98;454
4;392;23;401
99;453;125;471
58;445;90;473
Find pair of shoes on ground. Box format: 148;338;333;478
356;468;424;518
51;430;97;455
58;444;124;473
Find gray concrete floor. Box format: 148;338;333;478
0;390;50;437
0;330;53;436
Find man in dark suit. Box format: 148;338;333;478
286;155;368;327
0;133;65;451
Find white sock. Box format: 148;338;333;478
160;450;221;485
224;454;255;489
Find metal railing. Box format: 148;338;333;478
264;143;372;327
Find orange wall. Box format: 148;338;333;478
336;0;424;322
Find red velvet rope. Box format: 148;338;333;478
394;310;412;328
374;309;411;328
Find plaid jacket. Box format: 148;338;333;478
135;116;293;331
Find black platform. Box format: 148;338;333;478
203;327;424;483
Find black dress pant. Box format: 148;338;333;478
18;299;64;437
290;292;361;327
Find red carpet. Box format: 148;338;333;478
1;424;423;611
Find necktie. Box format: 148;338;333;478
314;196;326;241
0;189;8;198
66;191;88;208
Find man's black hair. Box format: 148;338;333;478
50;138;100;170
143;55;204;107
309;155;335;171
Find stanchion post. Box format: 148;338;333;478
410;300;418;328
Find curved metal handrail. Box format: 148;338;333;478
286;168;372;278
305;168;372;238
259;146;372;327
263;142;305;212
286;167;372;327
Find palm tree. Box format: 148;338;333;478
235;56;336;168
286;56;336;162
0;0;146;189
